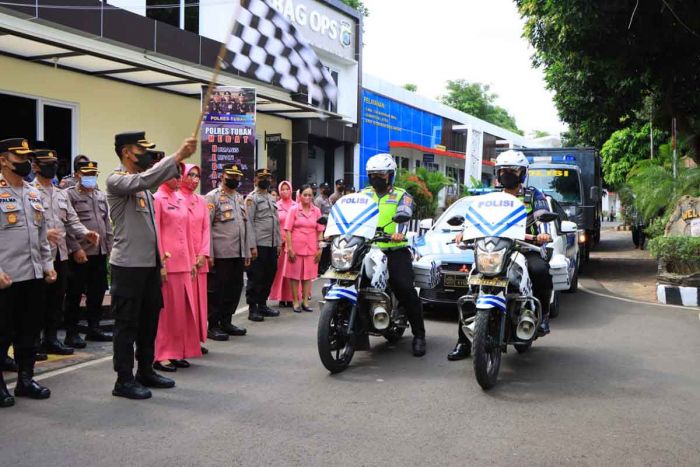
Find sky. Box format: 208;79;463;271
360;0;566;137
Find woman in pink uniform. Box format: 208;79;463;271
153;175;201;372
269;181;296;307
284;184;324;313
180;164;210;353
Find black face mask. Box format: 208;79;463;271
369;176;388;192
257;180;271;190
337;185;345;192
498;171;520;189
11;160;32;178
134;151;153;171
39;164;58;179
224;178;240;190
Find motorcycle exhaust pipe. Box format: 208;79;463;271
516;309;537;341
461;317;476;342
372;305;390;330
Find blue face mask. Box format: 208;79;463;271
81;176;97;189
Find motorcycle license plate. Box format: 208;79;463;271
443;273;470;288
469;277;508;287
322;270;359;281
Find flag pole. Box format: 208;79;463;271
193;8;239;137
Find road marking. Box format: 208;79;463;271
579;285;698;311
6;355;113;389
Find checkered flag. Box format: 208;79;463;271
225;0;338;108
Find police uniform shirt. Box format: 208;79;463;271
314;194;332;216
32;180;89;261
106;155;180;268
205;187;255;259
0;175;53;281
64;184;113;256
520;186;551;237
245;190;281;248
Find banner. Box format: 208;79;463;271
200;86;256;194
464;126;483;188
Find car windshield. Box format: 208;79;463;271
434;198;473;232
528;167;582;204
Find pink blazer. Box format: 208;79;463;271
182;190;211;273
155;186;193;274
284;204;324;256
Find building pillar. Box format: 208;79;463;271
344;143;354;187
291;119;309;190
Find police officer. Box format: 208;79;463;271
314;182;332;274
245;168;281;321
447;150;553;361
107;131;197;400
31;150;100;356
205;164;255;340
58;155;90;189
362;154;426;357
0;138;57;407
63;161;114;347
329;178;346;205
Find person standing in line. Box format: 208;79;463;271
153;173;201;372
31;150;100;356
245;168;281;322
0;138;57;407
107;131;197;400
179;163;211;354
314;182;332;275
328;178;346;205
205;164;253;340
64;161;114;347
58;155;90;189
269;180;297;308
284;184;324;313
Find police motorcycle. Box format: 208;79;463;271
446;191;558;390
316;193;413;373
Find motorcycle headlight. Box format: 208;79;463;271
475;239;507;275
331;244;358;271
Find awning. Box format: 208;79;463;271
389;141;495;165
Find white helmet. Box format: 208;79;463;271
366;153;397;175
495;150;529;184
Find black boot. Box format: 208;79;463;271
538;315;551;336
207;327;229;341
14;359;50;399
412;336;426;357
260;305;280;317
136;370;175;389
0;372;14;408
0;355;18;372
86;323;113;342
248;304;264;322
447;342;471;361
64;329;87;349
113;374;151;400
41;337;75;356
221;322;247;336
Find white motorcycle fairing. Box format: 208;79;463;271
461;192;527;242
325;284;358;303
325;193;379;240
363;247;389;290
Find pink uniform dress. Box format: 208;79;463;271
180;163;210;343
270;181;297;302
154;183;202;362
283;203;325;281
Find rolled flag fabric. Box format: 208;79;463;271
225;0;338;108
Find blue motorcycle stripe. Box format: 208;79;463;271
491;211;528;237
476;299;506;311
344;207;380;236
481;294;505;304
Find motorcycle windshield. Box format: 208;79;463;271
325;193;380;239
461;192;527;241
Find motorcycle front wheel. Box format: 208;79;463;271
472;309;502;390
317;300;355;373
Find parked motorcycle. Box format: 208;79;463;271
447;191;558;389
316;193;413;373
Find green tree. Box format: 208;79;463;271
439;80;523;135
532;130;551;138
600;123;668;189
339;0;368;17
394;167;453;218
516;0;700;159
403;83;418;92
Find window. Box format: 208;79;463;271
147;0;199;33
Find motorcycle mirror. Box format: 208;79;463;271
535;211;559;223
392;213;411;224
317;216;328;226
446;215;465;227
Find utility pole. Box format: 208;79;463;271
672;117;677;179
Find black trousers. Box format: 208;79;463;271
386;248;425;338
318;245;331;276
110;266;163;378
457;251;552;343
42;257;68;340
246;246;278;307
0;279;44;368
208;257;245;327
65;254;108;330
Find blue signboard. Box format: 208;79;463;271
360;90;443;188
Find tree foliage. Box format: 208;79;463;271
339;0;368;17
600;123;668;189
516;0;700;158
439;80;523;135
394;167;453;218
403;83;418;92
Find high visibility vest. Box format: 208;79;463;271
362;186;409;250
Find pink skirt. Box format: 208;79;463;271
155;272;202;362
192;272;208;343
270;249;296;301
283;254;318;281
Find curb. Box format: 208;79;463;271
657;284;700;307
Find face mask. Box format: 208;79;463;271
81;176;98;189
498;171;520;189
257;179;271;190
337;185;345;192
39;164;58;179
369;176;388;192
11;160;32;178
134;151;153;171
224;178;240;190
